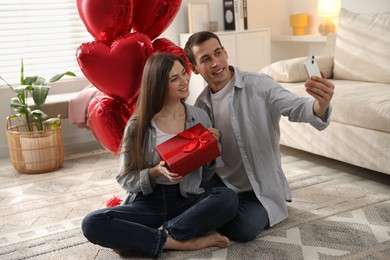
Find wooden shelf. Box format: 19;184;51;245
271;35;326;43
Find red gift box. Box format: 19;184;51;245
155;123;221;176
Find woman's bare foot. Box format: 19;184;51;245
164;232;230;251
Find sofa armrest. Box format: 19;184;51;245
260;56;334;83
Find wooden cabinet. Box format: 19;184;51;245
180;29;271;105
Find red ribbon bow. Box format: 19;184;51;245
179;129;210;152
106;195;123;208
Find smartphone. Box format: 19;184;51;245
303;55;321;78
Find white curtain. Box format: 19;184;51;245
0;0;93;85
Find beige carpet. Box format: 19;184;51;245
0;150;389;260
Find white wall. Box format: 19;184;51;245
247;0;317;35
158;0;321;43
1;0;389;157
162;0;390;45
161;0;225;45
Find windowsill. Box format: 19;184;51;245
45;76;91;94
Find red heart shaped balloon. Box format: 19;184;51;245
88;96;135;155
153;38;192;75
77;0;133;43
76;32;153;102
132;0;182;41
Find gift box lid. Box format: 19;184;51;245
155;123;220;176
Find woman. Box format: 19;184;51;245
82;53;238;258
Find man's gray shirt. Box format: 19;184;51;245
195;66;332;227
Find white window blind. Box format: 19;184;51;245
0;0;93;86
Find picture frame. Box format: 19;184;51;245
188;3;210;33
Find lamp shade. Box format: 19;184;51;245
317;0;341;17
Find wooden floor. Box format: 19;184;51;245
1;141;389;196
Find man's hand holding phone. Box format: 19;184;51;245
303;55;335;118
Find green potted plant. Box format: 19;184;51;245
1;60;75;174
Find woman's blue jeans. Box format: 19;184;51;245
82;184;238;258
201;175;270;242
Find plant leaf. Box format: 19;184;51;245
31;109;48;131
9;114;21;120
14;85;32;92
34;76;46;85
24;76;39;85
10;97;27;113
31;85;50;108
13;87;25;102
45;118;61;129
31;109;47;118
49;71;76;82
20;59;24;85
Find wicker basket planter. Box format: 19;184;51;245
6;117;64;174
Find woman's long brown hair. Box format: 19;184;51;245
120;53;187;175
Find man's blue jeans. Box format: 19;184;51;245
201;175;270;242
82;184;238;257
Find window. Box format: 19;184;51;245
0;0;93;86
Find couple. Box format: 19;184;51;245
82;31;335;258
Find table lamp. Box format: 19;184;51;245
317;0;341;36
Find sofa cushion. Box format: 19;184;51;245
280;80;390;133
333;8;390;84
260;56;334;82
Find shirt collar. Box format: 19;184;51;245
230;65;245;89
183;102;195;123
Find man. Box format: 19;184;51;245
184;31;334;242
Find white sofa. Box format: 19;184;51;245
261;8;390;175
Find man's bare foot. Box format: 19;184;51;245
164;232;230;251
